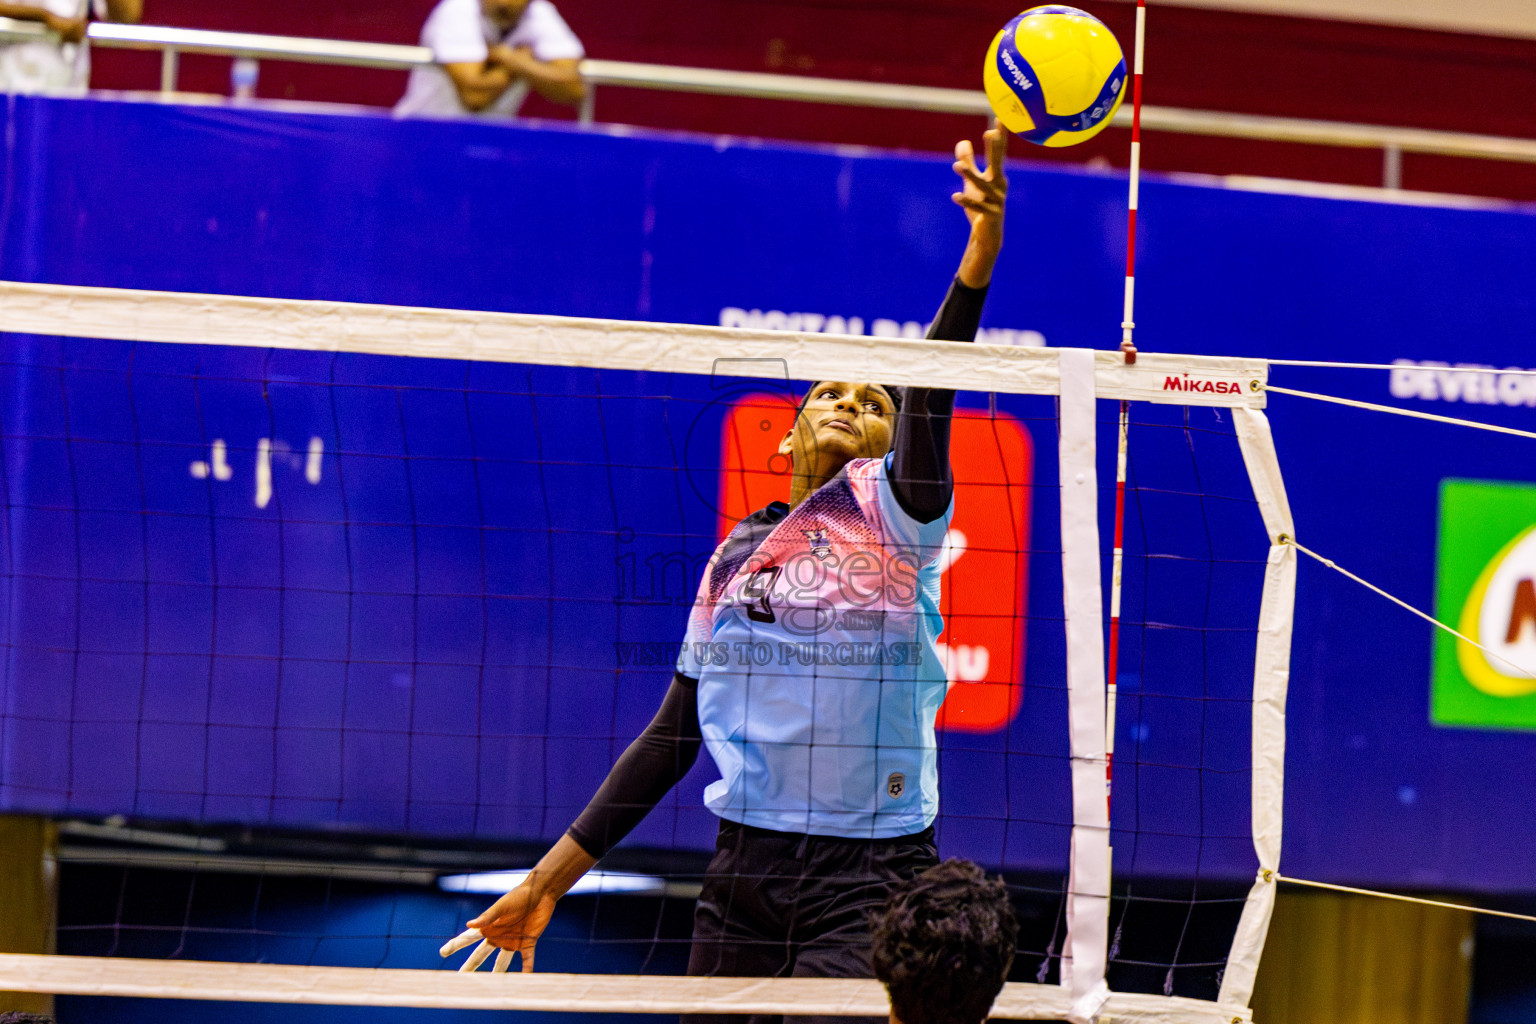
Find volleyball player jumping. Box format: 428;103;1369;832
445;128;1008;1006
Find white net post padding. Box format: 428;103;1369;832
0;282;1277;1024
1057;349;1111;1023
1217;408;1296;1009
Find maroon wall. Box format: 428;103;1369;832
89;1;1536;201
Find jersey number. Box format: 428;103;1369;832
741;566;782;624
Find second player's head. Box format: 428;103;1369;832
779;381;901;485
872;859;1018;1024
481;0;532;32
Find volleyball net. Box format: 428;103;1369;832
0;281;1288;1024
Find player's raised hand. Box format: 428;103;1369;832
953;127;1008;288
953;128;1008;233
441;879;559;974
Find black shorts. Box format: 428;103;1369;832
685;818;939;1024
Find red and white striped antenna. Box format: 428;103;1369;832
1120;0;1147;359
1106;0;1146;820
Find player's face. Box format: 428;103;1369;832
779;382;896;471
481;0;531;31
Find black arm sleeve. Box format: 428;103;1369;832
566;672;703;859
889;277;990;523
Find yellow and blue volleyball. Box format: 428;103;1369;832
983;6;1127;147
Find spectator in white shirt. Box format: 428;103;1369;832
395;0;585;119
0;0;141;95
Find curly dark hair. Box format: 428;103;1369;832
0;1013;57;1024
871;859;1018;1024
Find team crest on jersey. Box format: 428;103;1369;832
804;527;832;560
887;772;905;799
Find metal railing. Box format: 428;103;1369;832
3;18;1535;188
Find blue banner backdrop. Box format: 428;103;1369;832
1;95;1535;893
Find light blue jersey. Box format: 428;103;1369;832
677;452;953;837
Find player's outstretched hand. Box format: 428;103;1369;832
952;128;1007;288
440;880;559;974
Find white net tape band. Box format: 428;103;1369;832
0;955;1254;1022
0;280;1268;406
1058;348;1111;1023
1217;408;1295;1009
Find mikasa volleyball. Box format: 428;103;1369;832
984;6;1128;147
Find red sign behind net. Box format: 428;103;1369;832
718;395;1033;732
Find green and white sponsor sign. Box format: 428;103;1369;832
1433;478;1536;730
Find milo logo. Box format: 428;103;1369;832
1433;479;1536;729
